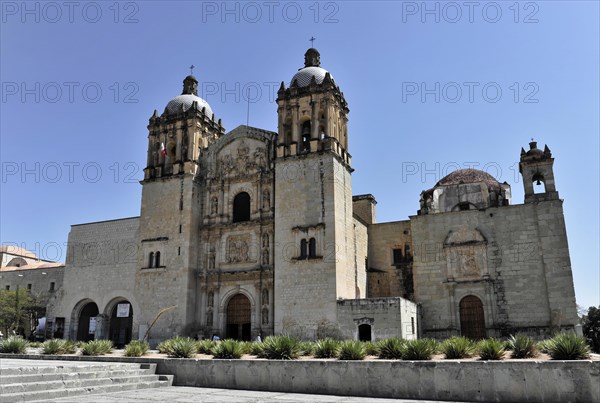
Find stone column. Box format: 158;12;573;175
310;99;319;139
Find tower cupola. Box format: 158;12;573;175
276;48;350;168
519;140;559;203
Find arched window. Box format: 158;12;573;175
233;192;251;222
301;121;311;151
148;252;154;268
155;251;161;267
532;173;546;194
300;239;308;259
308;238;317;258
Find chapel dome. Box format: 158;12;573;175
436;168;501;191
164;74;213;117
290;48;335;87
165;94;213;116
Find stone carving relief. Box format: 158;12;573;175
210;196;219;215
226;235;255;263
262;307;269;325
216;144;268;178
444;227;488;280
262;189;270;210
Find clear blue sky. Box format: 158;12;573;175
1;1;598;309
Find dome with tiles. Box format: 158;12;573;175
290;48;335;87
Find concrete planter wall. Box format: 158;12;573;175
3;354;599;402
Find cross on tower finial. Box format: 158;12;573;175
190;65;195;75
531;137;534;142
309;36;316;47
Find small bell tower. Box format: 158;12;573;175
275;48;350;165
519;140;559;203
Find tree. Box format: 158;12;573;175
582;306;600;353
0;289;45;337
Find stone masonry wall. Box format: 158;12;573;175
411;199;578;338
48;217;139;340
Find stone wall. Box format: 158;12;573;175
0;266;64;303
273;152;356;339
337;297;417;340
411;199;578;338
4;354;599;402
367;220;413;299
48;217;140;341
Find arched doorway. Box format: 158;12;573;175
77;302;99;341
358;324;372;341
459;295;486;339
226;294;251;341
109;301;133;348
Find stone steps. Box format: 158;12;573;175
0;362;173;402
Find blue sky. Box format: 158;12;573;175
1;1;598;309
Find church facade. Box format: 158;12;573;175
43;48;578;345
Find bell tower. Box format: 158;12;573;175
273;48;363;338
519;140;559;203
135;73;224;342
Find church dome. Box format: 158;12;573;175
291;66;334;87
165;94;213;116
436;168;501;191
164;74;213;117
290;48;335;87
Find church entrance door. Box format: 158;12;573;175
459;295;486;339
77;302;99;341
109;301;133;348
358;324;372;341
226;294;251;341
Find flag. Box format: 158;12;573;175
160;142;167;156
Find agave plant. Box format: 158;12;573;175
338;340;366;360
545;333;590;360
41;339;77;355
440;336;475;359
377;338;406;360
0;336;28;354
124;340;150;357
257;335;301;360
212;339;243;359
313;338;340;358
167;337;197;358
507;334;539;359
403;338;438;360
477;338;505;360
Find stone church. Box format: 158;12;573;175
39;48;577;345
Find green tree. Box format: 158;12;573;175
0;289;45;337
582;306;600;353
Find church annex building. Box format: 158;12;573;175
3;48;578;346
